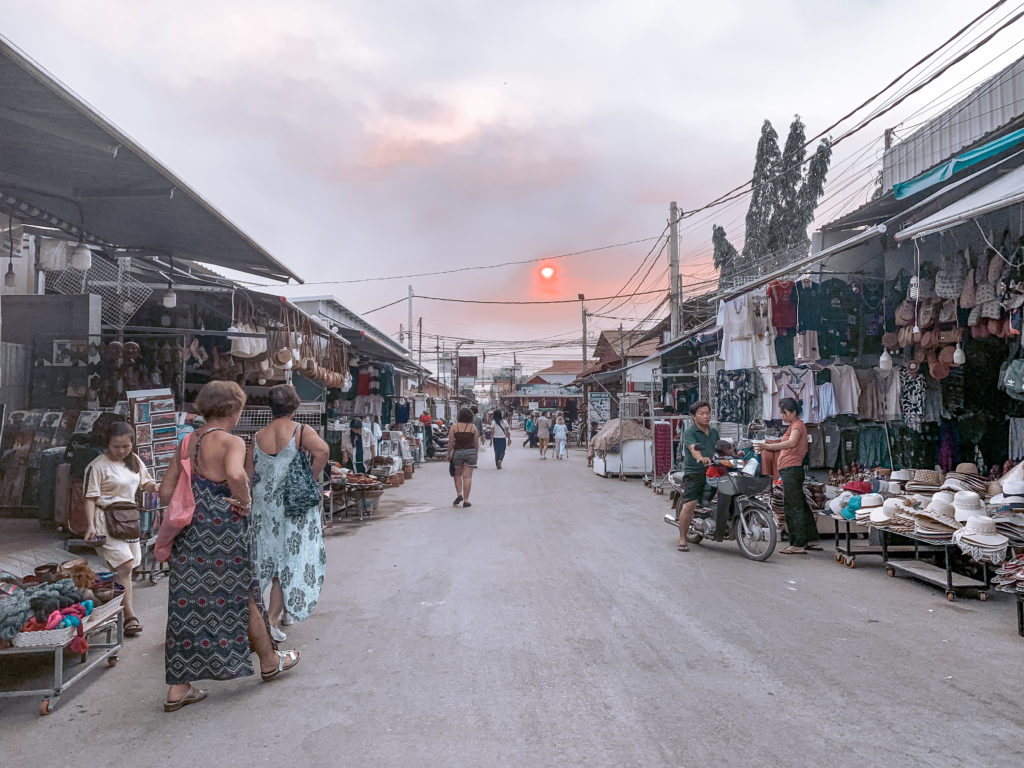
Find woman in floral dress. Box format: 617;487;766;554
249;385;329;641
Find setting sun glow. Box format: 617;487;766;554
540;266;554;279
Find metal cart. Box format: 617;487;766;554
822;514;917;568
881;529;992;601
0;596;124;715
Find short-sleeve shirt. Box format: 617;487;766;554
778;419;809;470
491;420;510;439
682;424;719;472
84;453;152;507
536;417;551;439
553;424;568;440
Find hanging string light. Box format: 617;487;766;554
162;253;177;308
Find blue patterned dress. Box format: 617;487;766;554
252;427;326;622
165;430;266;685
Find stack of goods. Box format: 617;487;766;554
991;511;1024;546
904;470;944;495
952;516;1010;565
869;498;898;527
952;491;985;523
940;463;989;495
855;493;883;525
0;576;98;652
911;499;961;541
992;553;1024;594
803;483;828;513
771;481;786;532
989;479;1024;509
874;497;919;533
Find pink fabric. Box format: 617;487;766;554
154;432;195;562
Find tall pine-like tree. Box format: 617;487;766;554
712;225;739;276
768;115;807;252
796;137;833;238
742;119;781;266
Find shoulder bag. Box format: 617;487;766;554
283;424;323;518
154;431;197;562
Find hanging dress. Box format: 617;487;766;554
252;425;326;622
165;428;268;685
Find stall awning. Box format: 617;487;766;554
895;163;1024;241
0;36;300;283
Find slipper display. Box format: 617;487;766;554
164;686;208;712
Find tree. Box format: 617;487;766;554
796;137;833;237
712;225;740;277
768;115;807;253
742;119;781;266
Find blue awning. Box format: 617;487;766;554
893;127;1024;200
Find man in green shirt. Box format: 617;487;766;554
677;400;719;551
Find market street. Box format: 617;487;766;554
2;437;1022;767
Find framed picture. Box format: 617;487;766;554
136;424;152;445
150;397;175;414
74;411;102;435
113;400;130;417
151;425;177;439
150;412;176;428
153;439;177;457
154;452;174;469
137;443;154;466
52;339;72;366
134;402;151;424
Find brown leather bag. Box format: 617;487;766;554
102;501;141;540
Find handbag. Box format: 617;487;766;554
282;425;322;518
154;432;198;562
102;501;141;540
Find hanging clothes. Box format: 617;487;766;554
1010;418;1024;461
876;368;901;420
759;367;777;420
795;280;823;332
767;281;798;332
855;280;884;356
814;383;838;423
750;289;777;368
855;367;882;421
898;367;927;432
716;369;760;423
819;279;859;358
828;364;861;415
773;367;816;418
774;331;796;367
718;295;756;371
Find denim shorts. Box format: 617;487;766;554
452;448;478;468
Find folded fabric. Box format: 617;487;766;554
843;481;873;494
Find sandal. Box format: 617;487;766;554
164;685;208;712
677;542;689;552
780;546;807;555
452;495;463;506
462;501;472;508
261;649;301;682
124;616;144;637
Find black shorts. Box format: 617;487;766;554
682;472;709;503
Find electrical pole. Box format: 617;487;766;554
669;201;680;340
407;285;414;354
418;317;423;392
618;323;625;480
579;293;588;447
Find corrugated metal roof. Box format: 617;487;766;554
0;36;300;283
883;54;1024;191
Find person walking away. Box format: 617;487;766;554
447;407;479;507
83;421;158;638
553;416;568;460
472;406;486;451
340;417;376;473
587;421;600;467
754;397;820;554
536;413;552;459
491;409;511;469
523;413;535;448
676;401;719;552
158;381;299;712
248;385;329;642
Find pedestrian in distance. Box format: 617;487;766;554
552;416;568;460
491;409;511;469
522;412;535;448
83;421;159;638
754;397;820;555
471;406;485;451
247;385;329;643
159;381;299;713
447;407;479;507
535;412;552;459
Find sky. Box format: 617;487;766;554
3;0;1023;375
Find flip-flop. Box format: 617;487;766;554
164;685;208;712
677;543;689;551
261;649;301;682
780;546;807;555
124;616;144;637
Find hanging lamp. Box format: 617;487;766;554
162;253;177;308
953;343;965;365
879;349;893;372
4;222;15;286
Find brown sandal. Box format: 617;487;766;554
677;542;689;552
124;616;144;637
164;685;207;712
780;546;807;555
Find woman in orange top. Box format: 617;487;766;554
756;397;820;554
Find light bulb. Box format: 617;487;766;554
160;313;171;327
70;243;92;270
4;262;14;287
879;349;893;372
162;288;177;308
912;325;920;335
953;344;965;365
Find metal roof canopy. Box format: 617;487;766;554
0;36;300;283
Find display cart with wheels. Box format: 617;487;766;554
823;513;916;568
0;596;124;715
881;529;992;601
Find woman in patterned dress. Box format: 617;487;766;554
248;385;328;641
158;381;300;712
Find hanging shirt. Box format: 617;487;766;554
718;295;756;371
819;279;858;358
828;364;861;415
773;367;816;418
767;281;797;331
876;368;902;420
898;367;926;432
855;367;882;421
750;289;777;368
795;280;823;332
814;382;838;423
760;367;777;420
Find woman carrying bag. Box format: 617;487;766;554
490;409;511;469
248;385;329;641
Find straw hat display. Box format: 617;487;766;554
890;470;913;483
992;554;1024;593
940;464;989;495
952;490;984;523
905;469;944;493
991;511;1024;546
855;493;883;525
990;479;1024;506
952;515;1010;565
912;499;961;540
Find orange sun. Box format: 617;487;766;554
540;266;555;279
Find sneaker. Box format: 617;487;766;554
280;612;294;627
270;625;287;642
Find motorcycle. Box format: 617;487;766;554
663;458;777;561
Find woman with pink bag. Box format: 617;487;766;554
157;381;300;713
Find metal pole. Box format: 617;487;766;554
579;293;588;448
618;323;625;480
669;201;680;340
407;285;414;353
418;317;423;392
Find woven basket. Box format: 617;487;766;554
84;595;123;631
12;625;75;648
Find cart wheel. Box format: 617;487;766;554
845;557;856;569
108;655;119;667
887;568;895;578
40;699;53;715
979;592;989;602
946;592;955;602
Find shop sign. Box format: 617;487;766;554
589;393;611;423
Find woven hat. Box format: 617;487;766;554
929;359;951;381
953;490;984;523
860;493;884;509
870;506;894;525
890;470;912;482
914;469;943;487
923;499;957;522
1002;479;1024;496
932;491;955;505
956;515;1008;547
955;462;980;476
990;493;1024;506
987;479;1004;497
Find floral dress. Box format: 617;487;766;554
252;427;326;622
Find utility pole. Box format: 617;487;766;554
407;285;414;354
399;323;403;347
618;323;626;480
418;317;423;392
579;293;589;448
669;201;680;340
435;336;441;402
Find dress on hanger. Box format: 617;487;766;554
718;295;756;371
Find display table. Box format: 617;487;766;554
822;513;915;568
880;529;991;601
0;596;123;715
327;478;386;521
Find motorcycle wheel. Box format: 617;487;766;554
734;501;776;561
673;496;703;544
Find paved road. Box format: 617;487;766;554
4;437;1023;767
